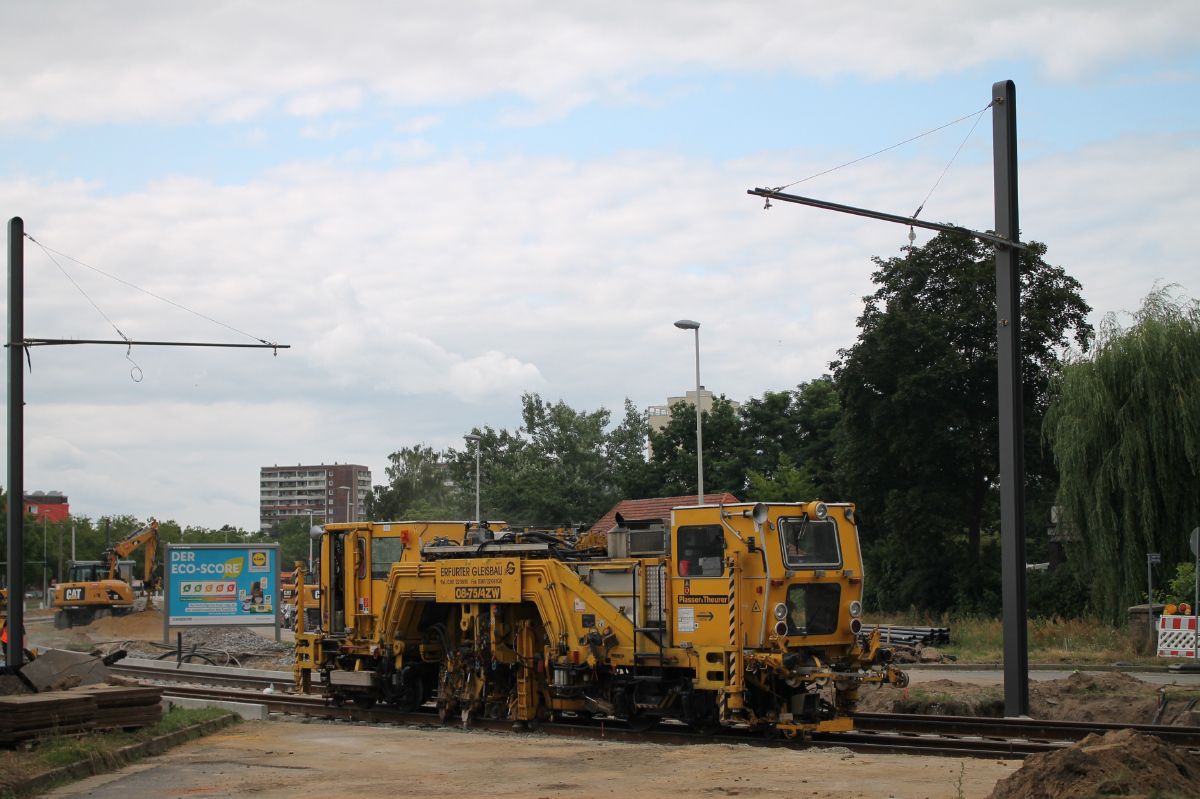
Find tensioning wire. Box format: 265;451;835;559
25;234;274;346
909;102;993;221
770;102;995;194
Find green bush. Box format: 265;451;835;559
1026;563;1091;619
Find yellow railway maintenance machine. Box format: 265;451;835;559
294;504;908;738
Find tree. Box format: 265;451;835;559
443;392;649;526
1045;287;1200;621
834;232;1091;613
646;396;744;497
366;445;453;521
738;377;841;500
745;454;819;502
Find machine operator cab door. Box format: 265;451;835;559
669;506;758;650
775;513;843;638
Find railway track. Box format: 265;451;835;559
114;661;1200;760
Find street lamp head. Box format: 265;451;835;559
674;319;700;330
337;485;351;490
463;433;482;442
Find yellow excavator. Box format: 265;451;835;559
53;520;160;629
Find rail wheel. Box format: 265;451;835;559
352;695;377;710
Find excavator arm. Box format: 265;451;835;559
102;521;160;608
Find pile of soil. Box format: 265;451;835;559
84;609;165;639
0;675;32;696
1031;671;1164;723
857;671;1190;726
988;728;1200;799
857;677;1004;717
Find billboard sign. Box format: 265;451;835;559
164;543;280;640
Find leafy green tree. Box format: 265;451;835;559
1166;561;1197;608
444;392;648;525
366;445;453;521
270;515;320;567
1045;287;1200;621
738;377;841;499
834;232;1091;613
745;454;819;502
647;396;744;497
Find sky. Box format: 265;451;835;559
1;1;1197;529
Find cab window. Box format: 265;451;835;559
371;536;405;579
676;525;725;577
785;584;841;636
778;517;841;569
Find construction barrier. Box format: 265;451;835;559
1158;615;1198;658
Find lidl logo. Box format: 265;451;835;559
252;552;267;567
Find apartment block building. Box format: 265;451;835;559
259;463;371;532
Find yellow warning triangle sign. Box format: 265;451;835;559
751;600;762;612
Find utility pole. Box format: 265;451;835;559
57;521;62;583
992;79;1029;717
745;79;1030;717
4;217;287;669
6;217;23;669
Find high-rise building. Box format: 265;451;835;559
259;463;371;532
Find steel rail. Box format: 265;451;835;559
111;662;286;691
129;667;1200;758
852;711;1200;748
154;684;1051;759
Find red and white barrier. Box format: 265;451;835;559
1158;615;1198;658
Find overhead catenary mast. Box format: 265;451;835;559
747;80;1029;717
5;219;289;671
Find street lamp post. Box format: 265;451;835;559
463;434;482;522
674;319;704;506
306;510;321;570
337;486;352;523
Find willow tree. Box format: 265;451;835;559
1045;287;1200;621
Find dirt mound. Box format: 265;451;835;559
856;678;1004;717
988;728;1200;799
83;609;165;639
1030;671;1162;724
857;671;1175;726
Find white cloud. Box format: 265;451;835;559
299;119;364;139
394;115;444;135
0;1;1195;126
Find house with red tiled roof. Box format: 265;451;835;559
586;493;739;538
